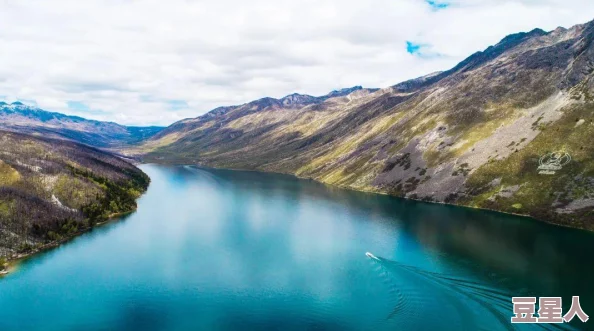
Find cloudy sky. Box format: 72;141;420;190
1;0;594;126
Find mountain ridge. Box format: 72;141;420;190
192;85;376;120
133;19;594;230
149;85;380;143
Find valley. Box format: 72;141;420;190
2;20;594;277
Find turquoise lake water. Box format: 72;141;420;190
1;164;593;330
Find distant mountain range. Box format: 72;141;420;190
0;101;163;148
3;20;594;231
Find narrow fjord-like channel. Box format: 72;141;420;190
1;164;592;330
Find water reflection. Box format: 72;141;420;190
182;166;594;330
0;164;592;331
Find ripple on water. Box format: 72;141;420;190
366;255;579;331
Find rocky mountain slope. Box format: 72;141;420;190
138;20;594;230
0;130;149;269
0;102;163;148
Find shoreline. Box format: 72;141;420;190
160;162;593;234
4;161;590;277
0;209;136;277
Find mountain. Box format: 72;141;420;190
141;86;377;148
0;102;163;148
137;20;594;230
0;130;149;269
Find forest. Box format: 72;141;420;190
0;130;149;270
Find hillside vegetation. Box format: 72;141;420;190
136;21;594;230
0;130;149;269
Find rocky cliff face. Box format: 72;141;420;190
138;20;594;230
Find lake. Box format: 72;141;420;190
1;164;592;330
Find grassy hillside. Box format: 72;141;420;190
136;20;594;231
0;130;149;270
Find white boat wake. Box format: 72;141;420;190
364;252;576;331
365;252;380;261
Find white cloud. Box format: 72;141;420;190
0;0;593;125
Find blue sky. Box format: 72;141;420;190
406;41;443;59
1;0;594;125
426;0;449;10
406;41;423;55
167;100;190;111
67;101;90;112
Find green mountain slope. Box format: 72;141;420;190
0;130;149;268
0;102;163;148
138;20;594;230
